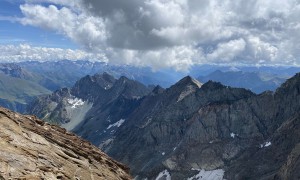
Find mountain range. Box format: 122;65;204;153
28;71;300;179
0;60;296;114
0;60;183;113
197;70;285;93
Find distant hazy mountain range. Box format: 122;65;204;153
198;70;286;93
0;60;184;112
18;60;185;89
0;60;298;113
28;71;300;179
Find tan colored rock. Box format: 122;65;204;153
0;107;131;180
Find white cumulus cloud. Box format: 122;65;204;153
1;0;300;70
0;44;107;62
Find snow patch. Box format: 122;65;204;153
162;152;165;155
104;85;111;90
107;119;125;129
155;169;171;180
187;169;224;180
230;132;236;138
173;147;177;151
61;100;93;131
67;98;84;108
260;141;272;148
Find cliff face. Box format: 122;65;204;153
105;74;300;179
28;72;300;180
27;73;151;146
106;77;260;178
0;107;131;180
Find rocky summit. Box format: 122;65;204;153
28;73;152;146
104;73;300;179
28;72;300;180
0;107;131;180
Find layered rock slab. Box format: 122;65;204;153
0;107;131;180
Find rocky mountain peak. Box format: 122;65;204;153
151;85;165;95
102;72;116;81
27;71;300;180
166;76;203;102
276;72;300;95
110;76;151;99
86;73;116;89
0;107;131;179
51;87;71;102
71;73;117;100
201;80;226;91
94;72;116;84
175;75;202;88
118;75;130;81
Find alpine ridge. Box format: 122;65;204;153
28;73;152;145
29;72;300;180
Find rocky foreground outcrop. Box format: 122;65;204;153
0;107;131;180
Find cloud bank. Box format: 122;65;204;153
0;44;107;62
3;0;300;70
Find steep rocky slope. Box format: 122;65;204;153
28;73;152;145
106;77;259;179
103;74;300;179
29;72;300;180
0;107;131;179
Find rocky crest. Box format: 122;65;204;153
28;73;300;179
0;107;131;180
28;73;152;145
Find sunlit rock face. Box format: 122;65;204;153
0;107;131;180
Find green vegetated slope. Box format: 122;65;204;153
0;73;50;104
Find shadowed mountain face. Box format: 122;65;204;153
28;73;152;145
106;73;300;180
0;107;131;180
29;72;300;180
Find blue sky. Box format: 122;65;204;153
0;0;77;48
0;0;300;71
